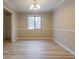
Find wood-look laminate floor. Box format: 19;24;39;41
4;39;75;59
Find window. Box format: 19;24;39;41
28;16;42;29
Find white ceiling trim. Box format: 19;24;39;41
3;0;17;11
55;0;64;9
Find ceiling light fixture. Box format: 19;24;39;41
30;0;40;11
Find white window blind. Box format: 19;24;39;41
28;16;42;29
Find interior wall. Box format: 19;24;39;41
52;0;75;54
3;1;18;42
17;12;52;39
3;11;11;41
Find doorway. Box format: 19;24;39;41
3;9;11;42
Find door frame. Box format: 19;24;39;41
3;7;16;42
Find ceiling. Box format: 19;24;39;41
4;0;64;13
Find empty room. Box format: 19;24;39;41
3;0;75;59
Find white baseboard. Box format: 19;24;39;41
53;39;75;56
17;37;52;40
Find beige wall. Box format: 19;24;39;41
52;0;75;54
17;12;52;39
4;1;18;42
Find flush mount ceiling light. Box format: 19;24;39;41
30;0;40;11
